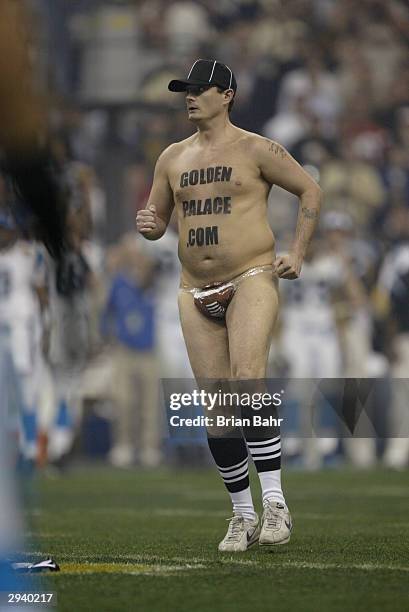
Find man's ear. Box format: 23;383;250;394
223;89;234;105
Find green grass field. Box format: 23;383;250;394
24;466;409;612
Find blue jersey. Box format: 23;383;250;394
101;273;155;351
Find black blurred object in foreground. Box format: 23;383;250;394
3;148;68;259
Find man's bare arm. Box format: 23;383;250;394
136;147;175;240
257;138;323;278
293;188;323;262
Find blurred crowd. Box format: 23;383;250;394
1;0;409;471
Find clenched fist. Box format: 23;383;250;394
274;253;302;279
136;205;157;236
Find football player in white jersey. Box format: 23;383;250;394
279;240;344;467
0;205;48;462
280;248;344;378
279;214;369;467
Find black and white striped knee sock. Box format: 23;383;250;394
245;435;286;507
207;435;256;520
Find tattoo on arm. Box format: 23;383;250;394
301;206;319;220
268;141;287;160
293;194;322;257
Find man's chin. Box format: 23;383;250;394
187;112;202;122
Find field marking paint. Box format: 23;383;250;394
219;559;258;566
21;551;208;563
20;553;409;574
57;562;206;575
45;558;409;575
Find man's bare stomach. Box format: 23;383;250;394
173;169;275;287
179;233;275;288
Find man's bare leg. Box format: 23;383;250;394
178;291;259;550
227;272;278;378
226;272;293;544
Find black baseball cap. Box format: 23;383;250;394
168;59;237;93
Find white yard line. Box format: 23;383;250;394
57;562;207;576
19;552;409;574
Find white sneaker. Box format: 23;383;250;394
383;438;409;469
218;514;260;552
259;501;292;546
108;445;134;468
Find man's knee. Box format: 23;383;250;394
230;362;266;379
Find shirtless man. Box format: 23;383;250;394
136;60;322;552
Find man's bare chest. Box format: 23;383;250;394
169;152;261;205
